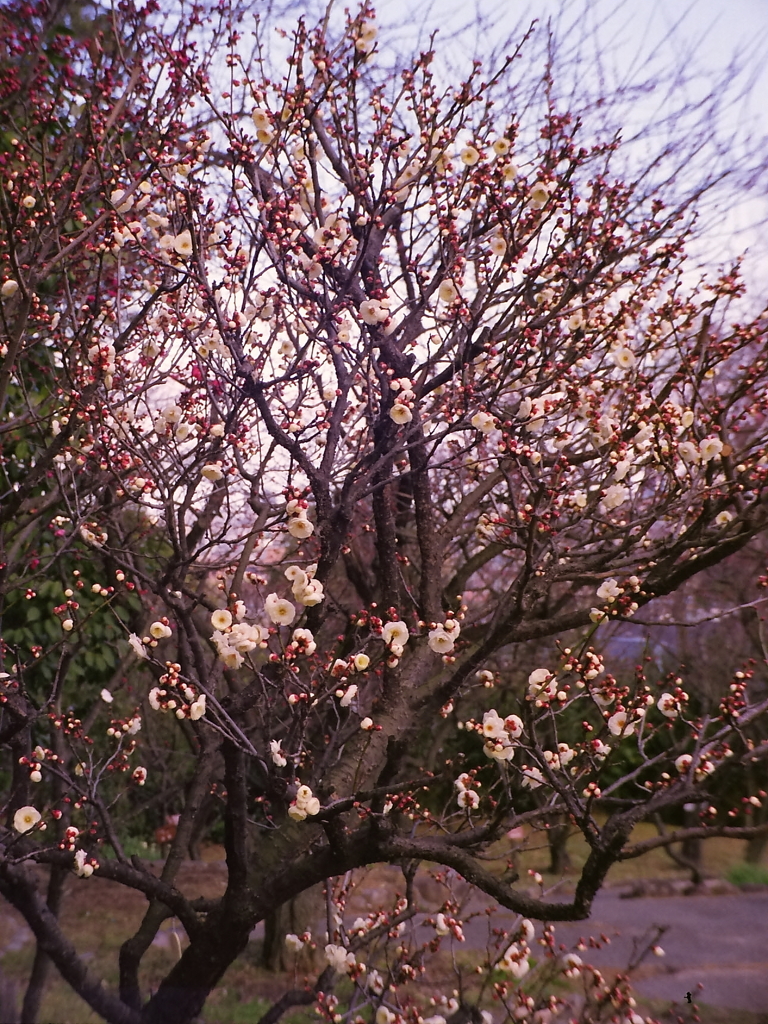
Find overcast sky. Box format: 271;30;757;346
371;0;768;288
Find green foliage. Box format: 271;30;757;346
725;861;768;886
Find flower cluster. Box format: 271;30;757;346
286;499;315;539
381;619;409;662
210;608;265;669
324;943;361;974
498;918;535;979
427;618;460;654
388;377;417;425
74;849;96;878
149;663;206;720
481;709;523;761
454;772;480;809
288;784;321;821
284;564;324;606
527;668;560;704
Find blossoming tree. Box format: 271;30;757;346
2;2;768;1023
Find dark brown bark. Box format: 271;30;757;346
260;886;323;971
119;741;218;1010
546;818;572;875
20;863;66;1024
0;863;140;1024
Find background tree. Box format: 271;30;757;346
2;3;768;1024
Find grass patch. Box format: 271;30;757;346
725;861;768;886
491;815;768;886
641;995;768;1024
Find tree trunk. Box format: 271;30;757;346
547;819;572;875
260;885;324;972
0;968;19;1024
680;803;703;881
745;830;768;864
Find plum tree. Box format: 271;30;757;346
2;2;768;1023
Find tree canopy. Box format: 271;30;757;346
1;3;768;1023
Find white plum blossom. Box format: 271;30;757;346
482;709;507;739
211;609;233;631
210;631;245;669
252;107;271;130
291;627;316;655
324;943;356;972
265;594;296;625
13;806;41;833
434;912;451;935
285;933;304;952
484;740;515;761
288;515;314;539
428;628;454;654
527;668;556;700
505;714;524;739
339;683;358;707
499;942;530;978
356;19;377;53
100;688;113;703
358;297;390;324
471;411;496;433
611;345;636;370
700;435;724;461
438;279;458;303
74;849;94;877
389;403;413;425
596;578;621;603
288;784;321;821
173;230;193;256
228;622;264;652
149;621;172;639
599;483;628;513
270;739;287;767
521;766;545;789
489;234;507;257
657;693;679;718
189;695;206;720
675;754;693;773
292;577;324;606
381;620;409;647
561;952;583;976
528;181;551;208
457;789;480;809
677;441;700;464
607;711;636;737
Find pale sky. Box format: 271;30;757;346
371;0;768;291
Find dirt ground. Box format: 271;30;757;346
2;842;768;1023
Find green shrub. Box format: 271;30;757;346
726;862;768;886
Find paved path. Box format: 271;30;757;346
459;889;768;1014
